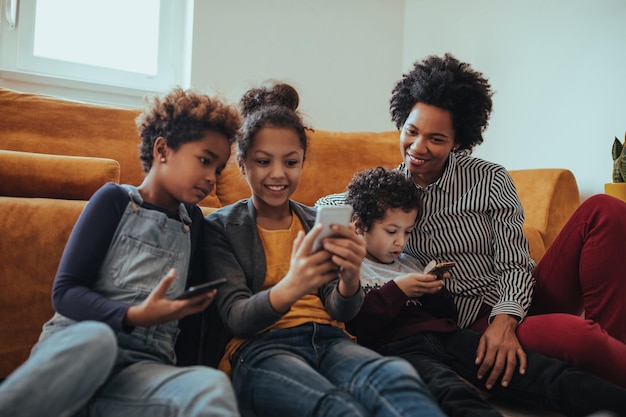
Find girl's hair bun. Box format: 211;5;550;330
240;80;299;117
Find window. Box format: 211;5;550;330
0;0;191;101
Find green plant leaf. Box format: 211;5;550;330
613;135;626;183
618;141;626;182
612;137;623;160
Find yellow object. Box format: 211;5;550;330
219;219;349;374
604;182;626;203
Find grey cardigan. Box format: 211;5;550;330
200;198;363;366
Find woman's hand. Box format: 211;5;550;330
475;314;527;390
394;271;449;298
124;268;215;327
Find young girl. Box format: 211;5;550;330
0;88;241;417
204;81;445;417
346;166;626;417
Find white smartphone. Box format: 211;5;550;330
311;205;353;253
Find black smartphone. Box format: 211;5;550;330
424;261;456;279
174;278;227;300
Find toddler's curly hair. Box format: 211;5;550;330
346;167;421;231
136;87;241;173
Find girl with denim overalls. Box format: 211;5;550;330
0;88;242;417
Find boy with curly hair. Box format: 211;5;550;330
346;166;626;417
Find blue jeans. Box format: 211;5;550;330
0;321;239;417
231;323;445;417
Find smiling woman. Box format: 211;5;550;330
0;0;189;98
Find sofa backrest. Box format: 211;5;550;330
0;87;143;187
0;150;120;200
0;87;403;208
0;87;580;248
214;129;403;208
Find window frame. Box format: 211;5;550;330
0;0;191;105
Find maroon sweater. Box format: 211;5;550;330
347;280;458;352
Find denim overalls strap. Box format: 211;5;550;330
39;185;192;364
90;184;191;364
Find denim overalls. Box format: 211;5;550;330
39;185;191;365
0;185;240;416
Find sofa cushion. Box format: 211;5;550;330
509;169;579;249
0;87;142;185
523;225;546;263
0;197;86;378
0;150;120;200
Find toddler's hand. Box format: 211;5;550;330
394;271;444;298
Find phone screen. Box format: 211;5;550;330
311;205;353;252
424;260;456;279
174;278;226;300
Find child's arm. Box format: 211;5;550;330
347;280;409;347
394;271;446;298
268;227;340;310
267;224;363;321
205;212;360;337
316;223;366;322
205;211;286;338
53;184;210;332
349;253;458;348
52;183;131;332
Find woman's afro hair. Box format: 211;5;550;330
389;53;493;151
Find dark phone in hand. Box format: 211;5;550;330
174;278;227;300
428;262;456;279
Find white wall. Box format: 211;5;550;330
403;0;626;199
189;0;404;132
192;0;626;197
4;0;624;198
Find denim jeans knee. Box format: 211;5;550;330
90;361;239;417
231;324;445;417
0;321;117;417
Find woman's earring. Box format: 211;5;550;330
160;157;166;163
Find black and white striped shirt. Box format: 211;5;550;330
316;152;535;328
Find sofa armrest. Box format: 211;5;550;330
0;150;120;200
509;169;580;250
523;225;546;263
0;87;144;186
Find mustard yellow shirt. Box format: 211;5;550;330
219;216;347;373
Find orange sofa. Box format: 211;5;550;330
0;87;580;381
